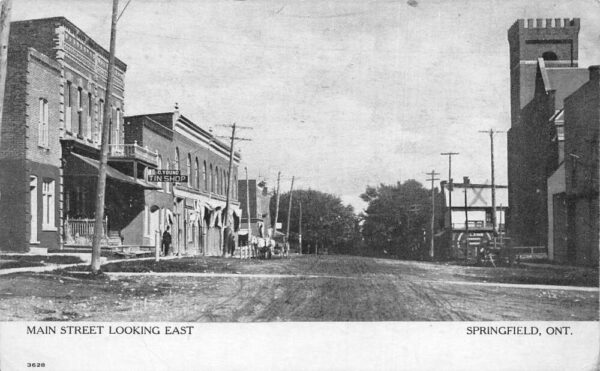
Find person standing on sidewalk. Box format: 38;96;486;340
162;226;172;256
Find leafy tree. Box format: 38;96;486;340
360;179;442;259
270;189;359;253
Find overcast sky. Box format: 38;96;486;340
13;0;600;211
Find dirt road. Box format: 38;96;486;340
0;255;597;321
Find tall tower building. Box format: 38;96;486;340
508;18;580;127
507;18;585;247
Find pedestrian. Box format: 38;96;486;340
162;226;172;256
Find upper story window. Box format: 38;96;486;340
157;155;163;190
66;81;72;108
195;158;199;190
38;98;49;148
186;154;191;187
65;81;72;132
97;99;104;143
203;161;207;191
210;164;214;193
175;148;180;171
115;108;121;145
542;51;558;61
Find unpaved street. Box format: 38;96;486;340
0;255;597;321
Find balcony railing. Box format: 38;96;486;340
109;141;158;166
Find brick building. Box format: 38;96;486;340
507;18;587;249
125;110;241;256
507;18;599;266
562;67;599;266
0;17;156;253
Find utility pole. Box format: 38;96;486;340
273;171;281;237
285;176;295;256
245;166;251;259
0;0;13;147
91;0;119;274
425;170;440;259
298;200;302;255
463;176;470;260
440;152;459;229
479;129;505;250
217;123;251;256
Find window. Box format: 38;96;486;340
175;148;180;171
97;99;104;142
42;179;55;230
87;93;93;139
215;166;219;194
113;108;121;145
65;81;72;132
77;88;83;135
203;161;207;190
166;158;171;192
542;51;558;61
195;158;199;189
38;98;49;148
187;154;191;187
157;155;163;190
210;164;214;192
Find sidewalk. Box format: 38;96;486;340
0;256;179;276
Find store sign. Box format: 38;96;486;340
148;169;188;183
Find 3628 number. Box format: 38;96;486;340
27;363;45;368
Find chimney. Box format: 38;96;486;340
589;65;600;81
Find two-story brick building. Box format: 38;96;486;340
0;17;157;253
125;110;241;256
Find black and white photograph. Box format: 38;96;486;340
0;0;598;370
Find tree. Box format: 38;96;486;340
270;189;359;254
360;179;442;259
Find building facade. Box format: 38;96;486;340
507;18;586;249
125;111;241;256
0;17;146;253
562;67;599;266
507;18;599;266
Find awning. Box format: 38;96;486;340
67;153;160;189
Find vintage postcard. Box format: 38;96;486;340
0;0;598;370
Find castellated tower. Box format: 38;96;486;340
508;18;580;127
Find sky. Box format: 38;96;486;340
12;0;600;212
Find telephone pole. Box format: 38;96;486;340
91;0;119;273
425;170;440;259
440;152;459;228
273;171;281;237
244;166;251;259
298;200;302;255
217;123;251;256
285;176;295;254
479;129;505;249
0;0;12;146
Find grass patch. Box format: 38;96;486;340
0;255;84;269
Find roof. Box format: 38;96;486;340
11;17;127;71
538;59;589;109
68;153;159;189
